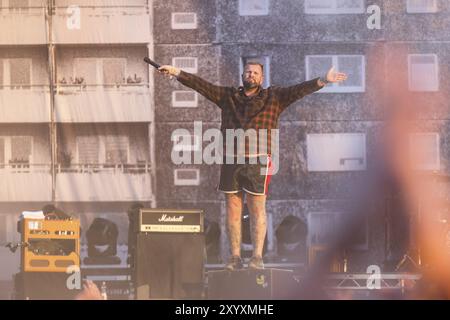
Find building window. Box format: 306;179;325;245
408;54;439;92
409;133;440;171
0;136;33;165
73;58;133;86
304;0;365;14
308;212;368;250
105;136;129;164
172;133;201;152
11;136;32;163
102;58;126;86
172;57;198;74
171;12;197;29
407;0;438;13
77;136;100;163
307;133;366;172
74;58;98;85
10;58;32;89
8;0;29;13
239;0;269;16
77;135;130;164
0;59;33;89
172;90;198;108
174;168;200;186
306;55;365;93
240;56;271;89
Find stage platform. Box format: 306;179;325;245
2;266;422;300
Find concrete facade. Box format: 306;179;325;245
154;0;450;271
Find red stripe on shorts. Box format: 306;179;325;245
264;155;273;195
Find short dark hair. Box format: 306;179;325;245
244;61;264;73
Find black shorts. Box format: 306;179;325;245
217;155;273;196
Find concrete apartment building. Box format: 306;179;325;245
0;0;156;294
0;0;449;296
153;0;450;270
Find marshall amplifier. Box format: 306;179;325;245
138;209;204;233
131;209;205;299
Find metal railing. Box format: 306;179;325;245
56;162;151;174
0;163;50;173
0;6;45;15
55;83;150;93
0;84;50;90
53;5;149;16
54;5;148;9
1;5;149;18
0;163;151;174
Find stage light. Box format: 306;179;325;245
86;218;118;258
275;215;307;263
42;204;69;219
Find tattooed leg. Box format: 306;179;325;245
246;194;267;257
226;192;244;256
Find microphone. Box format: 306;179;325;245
143;57;161;69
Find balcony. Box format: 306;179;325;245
52;4;151;44
55;163;153;202
0;7;47;45
0;164;52;202
55;84;152;123
0;86;50;123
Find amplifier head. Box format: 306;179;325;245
137;209;204;233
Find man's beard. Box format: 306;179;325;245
243;79;259;90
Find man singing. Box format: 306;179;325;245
159;61;347;270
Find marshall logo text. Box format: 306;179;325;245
158;214;185;223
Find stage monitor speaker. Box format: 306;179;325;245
14;272;80;300
207;269;298;300
134;233;205;299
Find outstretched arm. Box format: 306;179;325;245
158;65;229;107
277;67;348;111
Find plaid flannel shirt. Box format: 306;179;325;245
177;71;323;156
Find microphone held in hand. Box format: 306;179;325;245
143;57;161;69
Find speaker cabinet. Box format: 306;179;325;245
14;272;80;300
134;233;205;299
207;268;298;299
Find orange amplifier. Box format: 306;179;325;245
21;218;80;273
